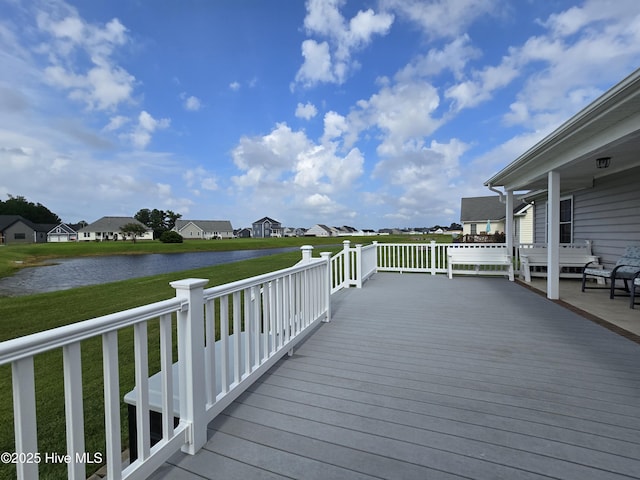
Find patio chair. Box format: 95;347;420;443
581;245;640;299
630;272;640;309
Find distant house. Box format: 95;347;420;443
47;223;79;242
305;224;337;237
335;225;362;236
282;227;306;237
234;228;252;238
78;217;153;241
0;215;52;244
173;220;234;240
460;196;533;244
252;217;282;238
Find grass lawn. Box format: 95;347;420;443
0;234;447;479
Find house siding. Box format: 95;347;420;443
573;166;640;265
516;207;534;244
4;222;35;244
534;204;545;244
535;166;640;266
179;223;204;239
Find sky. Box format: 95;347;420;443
1;0;640;231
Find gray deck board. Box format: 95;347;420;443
149;273;640;480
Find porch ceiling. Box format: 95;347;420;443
486;68;640;193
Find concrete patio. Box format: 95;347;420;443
521;277;640;339
148;272;640;480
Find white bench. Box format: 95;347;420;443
519;243;600;283
447;244;514;281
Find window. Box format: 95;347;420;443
559;197;572;243
14;233;26;240
470;224;477;235
546;197;573;244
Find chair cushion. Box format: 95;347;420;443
615;265;640;278
584;268;611;277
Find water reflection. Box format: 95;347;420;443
0;248;297;296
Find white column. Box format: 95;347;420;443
547;171;560;299
505;190;514;252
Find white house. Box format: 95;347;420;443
47;223;79;242
305;224;338;237
460;195;533;244
173;220;234;239
485;67;640;300
78;217;153;241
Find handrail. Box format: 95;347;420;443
0;298;183;364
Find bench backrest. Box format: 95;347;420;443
519;246;596;263
448;245;510;260
615;245;640;273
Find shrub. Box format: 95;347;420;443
159;231;183;243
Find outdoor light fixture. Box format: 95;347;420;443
596;156;611;169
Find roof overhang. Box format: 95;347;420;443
485;68;640;193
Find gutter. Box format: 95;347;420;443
487;184;505;203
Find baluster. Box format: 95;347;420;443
251;286;260;370
102;331;122;478
243;287;252;377
219;295;229;394
63;342;85;480
12;357;39;480
204;300;216;404
232;291;241;385
134;321;150;460
159;313;175;437
261;283;270;359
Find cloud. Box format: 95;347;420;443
103;115;129;132
130;111;170;149
229;81;241;91
181;93;202;111
295;101;318;120
294;0;394;87
231;122;364;221
381;0;500;39
184;167;219;193
36;7;135;111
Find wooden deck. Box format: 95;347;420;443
149;273;640;480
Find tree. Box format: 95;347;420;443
134;208;182;239
159;231;183;243
0;195;61;223
120;223;148;243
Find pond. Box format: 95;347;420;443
0;248;298;297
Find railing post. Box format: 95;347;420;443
342;240;351;287
300;245;314;263
372;241;378;271
170;278;208;455
320;252;332;322
430;240;437;275
355;244;363;288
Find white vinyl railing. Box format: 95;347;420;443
376;241;448;274
0;247;331;480
0;240;512;480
